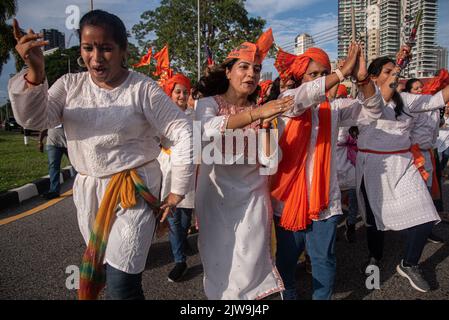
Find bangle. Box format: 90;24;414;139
249;109;254;123
24;73;44;86
357;75;371;86
335;69;345;82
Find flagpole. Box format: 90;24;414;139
197;0;201;81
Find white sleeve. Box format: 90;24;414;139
338;85;383;124
142;81;194;196
195;96;229;135
279;76;327;117
8;69;66;130
402;91;445;113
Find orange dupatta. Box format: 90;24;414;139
270;100;332;231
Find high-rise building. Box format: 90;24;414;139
378;0;401;58
402;0;438;78
436;46;448;70
294;33;315;55
261;72;273;81
366;1;381;64
338;0;439;78
41;29;65;51
338;0;368;59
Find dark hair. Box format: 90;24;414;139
368;56;408;119
404;78;422;93
78;10;128;50
192;59;259;103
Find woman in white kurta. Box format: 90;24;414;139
357;54;449;292
9;11;193;299
194;29;293;299
157;73;197;282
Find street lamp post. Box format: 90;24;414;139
197;0;200;81
61;53;71;73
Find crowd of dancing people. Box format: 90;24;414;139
8;10;449;300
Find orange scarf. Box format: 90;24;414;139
270;100;332;231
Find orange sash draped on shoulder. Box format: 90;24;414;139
270;100;332;231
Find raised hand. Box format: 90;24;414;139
340;42;360;77
352;43;369;81
13;19;48;84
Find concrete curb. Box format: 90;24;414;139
0;166;76;210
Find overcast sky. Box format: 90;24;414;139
1;0;448;105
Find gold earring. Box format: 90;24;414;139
77;56;86;68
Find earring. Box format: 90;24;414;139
77;56;86;68
121;57;128;69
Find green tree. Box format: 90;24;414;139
43;46;83;86
132;0;265;81
0;0;24;75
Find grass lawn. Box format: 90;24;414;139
0;130;70;193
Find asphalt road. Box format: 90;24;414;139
1;179;449;300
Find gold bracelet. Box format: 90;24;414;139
249;109;254;123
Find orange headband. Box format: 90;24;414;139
163;73;191;96
226;28;274;65
275;47;331;81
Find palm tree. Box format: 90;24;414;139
0;0;23;75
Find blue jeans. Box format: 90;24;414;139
167;208;193;263
346;188;358;225
46;145;68;194
105;264;144;300
274;215;339;300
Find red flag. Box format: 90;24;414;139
153;45;170;77
132;47;152;68
204;45;214;66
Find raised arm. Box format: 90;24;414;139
8;19;64;130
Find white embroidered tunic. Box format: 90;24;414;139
356;91;444;231
8;70;194;273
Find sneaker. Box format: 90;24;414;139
360;257;380;275
168;262;187;282
427;233;444;244
42;192;60;200
345;222;356;243
396;260;430;293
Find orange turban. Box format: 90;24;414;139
226;28;274;65
336;84;348;98
162;73;191;96
275;47;331;82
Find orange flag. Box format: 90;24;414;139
132;47;152;68
153;45;170;76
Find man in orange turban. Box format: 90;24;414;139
269;43;381;300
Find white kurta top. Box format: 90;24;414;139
436;115;449;155
271;78;383;221
336;126;357;190
195;96;283;300
356;91;444;231
158;108;196;208
410;109;441;187
9;70;194;273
